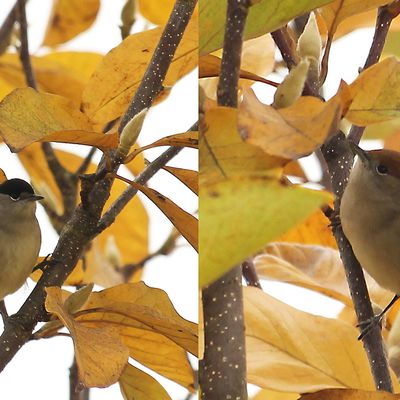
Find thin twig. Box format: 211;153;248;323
119;0;197;133
201;1;249;399
70;356;89;400
16;0;77;226
97;121;197;233
75;147;97;176
0;2;18;54
242;258;262;289
97;145;183;233
16;0;35;88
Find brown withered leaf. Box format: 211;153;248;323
43;0;100;46
45;287;129;388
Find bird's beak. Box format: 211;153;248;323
25;194;44;202
349;141;370;165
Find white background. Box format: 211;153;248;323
0;1;197;399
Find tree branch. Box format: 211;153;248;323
201;1;250;399
0;0;197;373
242;258;262;289
0;2;18;54
119;0;197;133
16;0;78;226
97;144;184;233
348;1;400;144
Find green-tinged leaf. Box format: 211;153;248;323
200;0;334;55
200;178;331;287
0;88;94;152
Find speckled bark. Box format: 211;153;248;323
201;267;247;399
119;0;197;132
201;0;250;398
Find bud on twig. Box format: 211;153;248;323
273;58;310;109
117;108;147;161
296;12;321;62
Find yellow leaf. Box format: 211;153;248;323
78;282;198;357
163;166;198;195
319;0;389;39
121;328;195;391
199;54;276;86
115;176;198;251
278;206;337;248
300;389;400;400
43;0;100;46
125;131;198;165
244;287;378;392
255;242;394;310
119;364;172;400
45;287;129;388
200;106;286;185
0;88;93;152
346;57;400;125
199;106;331;286
39;130;118;151
137;0;175;25
0;52;102;104
0;169;7;183
200;178;331;287
238;87;346;159
252;389;299;400
82;16;198;124
19;145;148;284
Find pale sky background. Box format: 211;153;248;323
0;1;382;399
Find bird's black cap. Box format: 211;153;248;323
0;179;35;199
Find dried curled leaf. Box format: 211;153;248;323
45;287;129;388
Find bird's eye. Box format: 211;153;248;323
9;195;19;201
376;164;389;175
